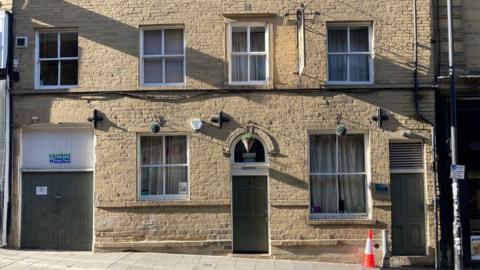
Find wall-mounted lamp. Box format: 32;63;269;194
191;119;203;133
336;124;347;136
149;122;160;134
402;131;414;137
335;114;347;136
371;108;389;128
87;109;104;129
211;111;230;128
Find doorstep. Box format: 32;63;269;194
229;253;274;259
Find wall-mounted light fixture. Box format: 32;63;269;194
211;111;230;128
191;119;203;133
335;114;347;136
371;108;389;128
87;109;104;129
149;122;160;134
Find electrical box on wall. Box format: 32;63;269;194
374;183;389;193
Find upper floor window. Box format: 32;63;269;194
35;31;78;89
140;28;185;86
139;135;188;200
327;25;372;84
229;24;268;85
309;133;367;217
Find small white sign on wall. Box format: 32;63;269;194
35;186;48;196
179;182;188;194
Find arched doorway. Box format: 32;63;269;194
230;135;269;253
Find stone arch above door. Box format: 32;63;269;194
224;124;277;157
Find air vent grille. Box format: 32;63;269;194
389;142;423;170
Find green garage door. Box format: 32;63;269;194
21;172;93;250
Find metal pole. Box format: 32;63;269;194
447;0;463;268
432;127;440;269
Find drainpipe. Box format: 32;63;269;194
412;1;439;268
3;10;14;247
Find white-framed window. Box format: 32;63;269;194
309;133;367;218
138;135;189;200
140;27;185;86
228;23;268;85
35;31;78;89
327;24;373;84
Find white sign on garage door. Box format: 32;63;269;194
22;128;94;170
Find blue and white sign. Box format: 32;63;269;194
450;164;465;180
49;154;71;164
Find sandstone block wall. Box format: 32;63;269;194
10;0;437;266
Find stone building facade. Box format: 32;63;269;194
9;0;436;266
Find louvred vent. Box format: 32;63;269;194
389;142;423;170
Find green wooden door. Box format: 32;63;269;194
391;173;426;255
21;172;93;250
233;175;268;253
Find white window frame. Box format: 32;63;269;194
140;26;186;87
34;30;79;90
308;132;369;219
137;134;189;201
326;23;373;85
227;23;269;85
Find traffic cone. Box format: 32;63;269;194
362;228;375;268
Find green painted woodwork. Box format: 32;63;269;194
21;172;93;250
391;173;426;256
232;175;268;253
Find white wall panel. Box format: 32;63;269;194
22;128;94;170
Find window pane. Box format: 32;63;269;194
310;134;336;173
339;175;366;213
141;137;163;165
232;55;248;81
250;55;266;81
165;58;184;83
144;58;163;84
143;30;162;55
165;167;188;195
338;134;365;172
165;136;187;164
164;29;183;55
234;139;266;163
310;175;337;214
60;33;78;57
60;60;78;85
141;167;164;196
232;27;247;52
349;55;370;81
40;61;58;86
328;55;347;81
250;27;265;52
39;33;58;58
327;29;347;52
350;27;369;52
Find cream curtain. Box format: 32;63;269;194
165;136;187;194
140;136;188;196
310;135;336;213
328;27;369;82
310;134;366;214
232;27;266;81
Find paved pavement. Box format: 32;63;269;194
0;249;430;270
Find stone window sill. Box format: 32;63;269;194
307;218;377;226
96;200;230;208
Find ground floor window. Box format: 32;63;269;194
138;135;188;200
309;133;367;217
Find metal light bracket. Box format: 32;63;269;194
87;109;103;129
